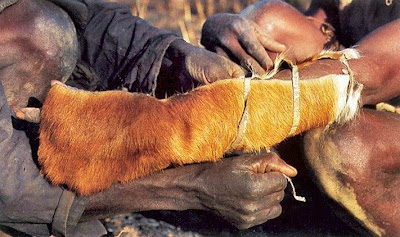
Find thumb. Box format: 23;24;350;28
230;62;246;79
266;157;298;177
222;58;246;79
206;57;246;83
15;107;41;123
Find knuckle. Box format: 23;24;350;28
245;42;259;55
238;214;256;225
269;152;280;162
219;35;234;48
227;20;238;32
241;202;258;215
268;204;283;220
276;175;288;190
237;223;252;230
267;174;287;192
228;18;246;34
241;181;264;200
276;190;285;202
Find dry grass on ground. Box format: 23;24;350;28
110;0;310;46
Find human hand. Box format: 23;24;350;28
164;39;245;91
13;81;71;123
201;13;286;75
84;151;297;229
15;107;41;123
194;152;297;229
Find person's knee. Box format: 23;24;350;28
305;109;400;236
0;0;78;108
27;0;78;81
304;110;376;180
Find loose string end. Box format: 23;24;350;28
283;174;306;202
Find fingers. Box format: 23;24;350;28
213;46;246;78
236;204;282;229
248;153;298;177
238;31;273;71
187;49;246;84
15;107;41;123
51;80;66;87
230;184;286;229
252;21;286;53
266;158;298;177
237;22;286;72
201;13;286;75
224;57;247;79
225;191;284;229
237;21;285;71
241;190;285;209
258;171;289;193
215;18;286;74
220;35;267;75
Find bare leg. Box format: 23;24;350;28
0;0;78;109
304;109;400;236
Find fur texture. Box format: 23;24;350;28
39;73;358;195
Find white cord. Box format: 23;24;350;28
283;174;306;202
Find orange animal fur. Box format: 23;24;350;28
39;75;352;195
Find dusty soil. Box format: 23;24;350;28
102;213;201;236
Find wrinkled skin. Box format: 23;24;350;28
201;0;400;235
201;12;286;74
84;153;297;229
201;0;326;75
0;1;245;109
158;39;245;95
0;0;294;231
304;109;400;236
0;0;78;110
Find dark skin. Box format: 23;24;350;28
201;0;325;75
303;108;400;236
0;0;296;231
201;0;400;105
201;0;400;235
11;0;400;233
1;0;245;111
83;153;297;229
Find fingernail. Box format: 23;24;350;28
15;110;24;120
288;165;298;176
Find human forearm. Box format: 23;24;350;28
54;0;179;93
350;19;400;104
277;19;400;106
82;164;204;220
156;38;245;97
82;153;296;229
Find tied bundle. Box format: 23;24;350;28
38;49;362;195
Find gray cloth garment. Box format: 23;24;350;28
0;0;18;13
0;82;105;236
0;0;180;235
47;0;179;94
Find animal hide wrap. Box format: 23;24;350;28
38;50;362;195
